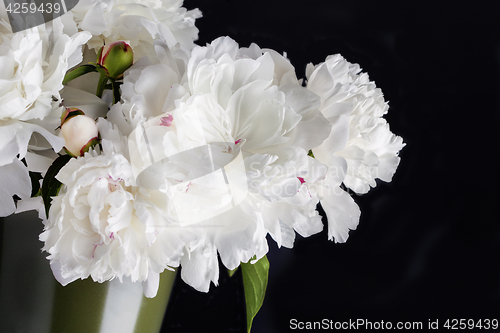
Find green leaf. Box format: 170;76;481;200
62;64;97;85
228;267;239;277
241;256;269;333
41;155;72;218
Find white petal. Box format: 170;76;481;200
78;2;108;35
15;196;44;214
287;108;332;152
0;131;21;166
24;151;55;173
180;245;219;292
50;261;79;286
142;270;160;298
0;159;31;217
214;207;268;270
319;183;360;243
61;86;109;120
312;113;349;165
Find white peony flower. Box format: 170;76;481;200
119;36;333;291
238;45;362;243
0;17;91;158
71;0;202;60
0;15;91;216
40;119;193;297
307;54;405;194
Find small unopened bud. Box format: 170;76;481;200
61;114;99;157
96;41;134;80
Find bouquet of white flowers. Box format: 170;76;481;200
0;1;404;332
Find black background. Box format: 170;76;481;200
162;1;500;332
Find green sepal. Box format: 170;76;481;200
62;64;97;85
41;155;73;218
93;63;109;78
308;149;315;158
80;137;100;156
60;108;85;125
241;255;269;333
63;147;77;158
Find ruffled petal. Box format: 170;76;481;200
180;244;219;292
319;180;361;243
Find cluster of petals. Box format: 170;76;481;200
40;35;406;295
71;0;202;59
40;119;192;297
59;36;337;293
32;1;202;296
40;41;191;295
307;54;405;195
0;12;91;216
174;37;335;291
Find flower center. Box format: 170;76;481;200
107;175;124;192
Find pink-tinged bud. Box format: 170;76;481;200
61;107;85;125
61;115;99;157
96;41;134;79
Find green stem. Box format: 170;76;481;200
111;79;121;104
63;64;97;85
96;74;108;99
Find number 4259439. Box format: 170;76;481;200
444;319;498;330
5;2;62;14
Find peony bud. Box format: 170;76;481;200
96;41;134;80
61;114;99;157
